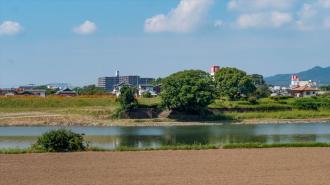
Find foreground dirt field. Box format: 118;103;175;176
1;148;330;185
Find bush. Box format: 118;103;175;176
142;91;152;98
247;97;258;105
270;96;292;101
34;129;87;152
118;86;138;111
292;97;330;110
292;99;320;110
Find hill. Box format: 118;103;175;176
265;66;330;86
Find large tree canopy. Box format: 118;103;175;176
215;67;256;100
161;70;216;114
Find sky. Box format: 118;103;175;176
0;0;330;87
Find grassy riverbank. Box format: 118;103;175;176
2;142;330;154
1;96;330;126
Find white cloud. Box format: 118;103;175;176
236;13;265;28
0;21;22;36
227;0;295;11
144;0;213;33
295;2;330;31
298;3;317;18
271;12;293;27
73;20;97;35
324;17;330;28
214;20;224;28
236;12;292;28
318;0;330;8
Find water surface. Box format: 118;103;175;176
1;123;330;149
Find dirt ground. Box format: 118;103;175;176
1;148;330;185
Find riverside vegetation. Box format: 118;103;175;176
0;68;330;124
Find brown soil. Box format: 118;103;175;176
1;111;330;126
1;148;330;185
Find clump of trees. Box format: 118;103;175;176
159;67;269;114
214;67;256;100
161;70;216;114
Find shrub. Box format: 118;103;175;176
142;91;152;98
247;97;258;105
293;100;320;110
118;86;138;111
34;129;87;152
270;96;292;101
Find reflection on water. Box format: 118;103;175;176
1;123;330;149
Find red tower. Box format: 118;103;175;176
210;65;220;75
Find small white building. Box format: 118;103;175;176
138;84;157;96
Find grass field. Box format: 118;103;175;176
0;95;330;123
2;142;330;154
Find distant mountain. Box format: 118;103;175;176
265;66;330;86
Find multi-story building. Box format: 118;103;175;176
139;78;155;85
97;77;119;92
119;75;140;87
97;71;154;92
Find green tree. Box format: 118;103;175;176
74;85;107;95
118;86;138;111
161;70;216;114
254;85;271;98
249;74;271;98
215;67;256;100
320;85;330;91
250;74;266;86
152;78;163;86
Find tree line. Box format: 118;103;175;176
119;67;270;114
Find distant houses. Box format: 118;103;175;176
270;74;320;98
0;86;77;97
55;88;78;96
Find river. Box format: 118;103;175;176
1;123;330;149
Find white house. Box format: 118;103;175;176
138;84;157;96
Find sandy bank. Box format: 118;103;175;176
0;112;330;126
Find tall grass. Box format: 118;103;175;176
223;109;330;120
223;142;330;149
0;96;117;109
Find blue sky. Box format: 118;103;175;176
0;0;330;87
